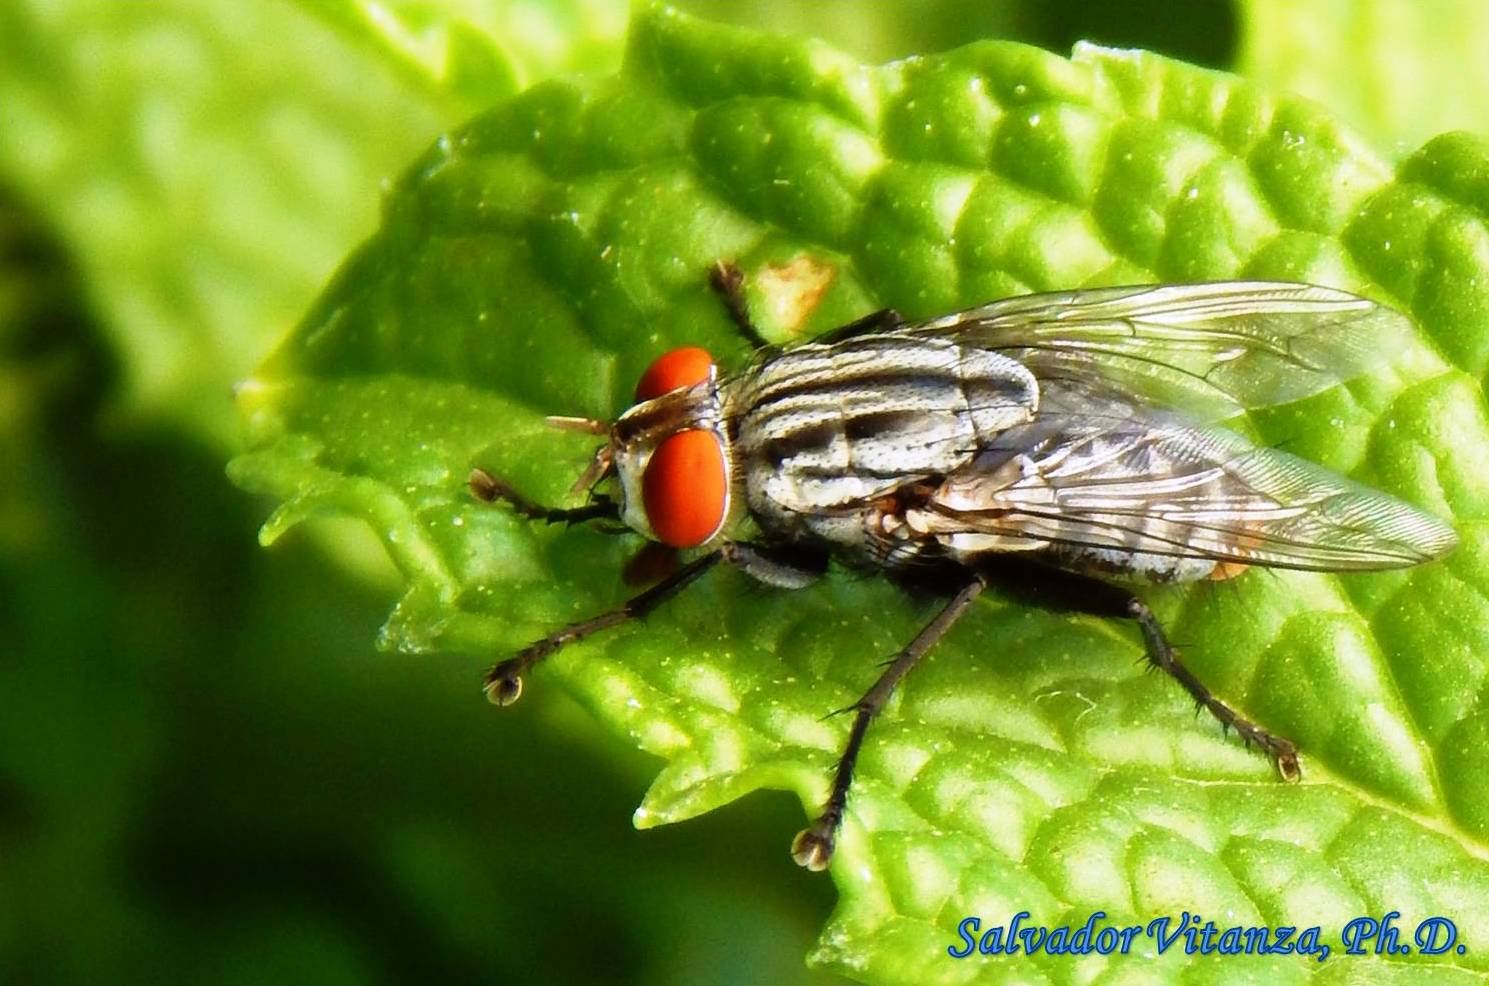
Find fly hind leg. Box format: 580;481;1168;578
793;574;985;871
1125;595;1300;779
989;563;1300;780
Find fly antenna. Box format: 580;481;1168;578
546;415;609;436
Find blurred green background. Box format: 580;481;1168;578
3;1;1480;983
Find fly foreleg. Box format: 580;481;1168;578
483;541;824;707
792;574;986;871
483;550;724;705
468;467;619;526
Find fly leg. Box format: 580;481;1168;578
1124;594;1300;779
484;551;723;705
792;574;985;871
468;468;619;526
814;306;906;344
708;261;771;350
988;564;1300;780
721;540;827;589
709;260;905;348
488;542;824;703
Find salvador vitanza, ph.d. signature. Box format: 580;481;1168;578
947;910;1466;962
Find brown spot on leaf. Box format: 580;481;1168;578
755;255;835;334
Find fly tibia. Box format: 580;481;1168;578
467;468;618;525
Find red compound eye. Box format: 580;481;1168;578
642;429;727;548
635;346;715;402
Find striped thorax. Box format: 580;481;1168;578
725;334;1038;566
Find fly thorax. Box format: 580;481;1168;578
727;334;1040;548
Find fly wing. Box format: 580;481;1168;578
912;282;1416;421
916;379;1457;573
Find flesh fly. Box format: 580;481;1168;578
470;263;1457;871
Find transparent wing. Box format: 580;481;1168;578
919;379;1457;572
912;281;1415;421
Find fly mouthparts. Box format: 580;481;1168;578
545;415;609;435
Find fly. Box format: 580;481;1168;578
469;262;1458;871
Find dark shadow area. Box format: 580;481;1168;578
676;0;1237;69
1030;0;1236;68
0;184;841;985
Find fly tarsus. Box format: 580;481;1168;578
468;468;618;526
986;566;1302;782
1125;596;1302;781
483;658;526;706
794;575;986;871
483;622;615;707
481;550;724;706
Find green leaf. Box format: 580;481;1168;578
1239;0;1489;149
232;7;1489;982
